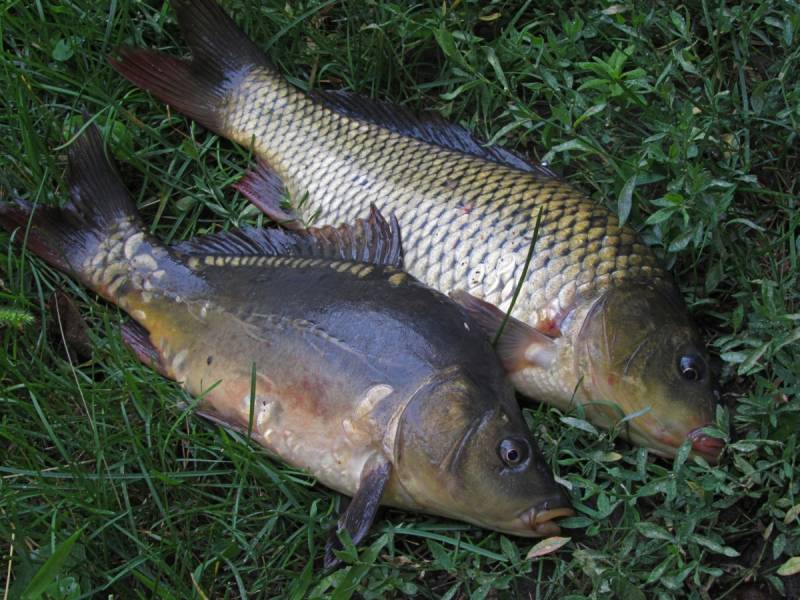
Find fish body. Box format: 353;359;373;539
0;123;572;563
112;0;724;460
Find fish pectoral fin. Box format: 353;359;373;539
233;160;304;231
324;453;392;570
450;290;557;371
120;320;169;377
173;204;403;269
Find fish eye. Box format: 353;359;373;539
498;438;530;468
678;354;705;382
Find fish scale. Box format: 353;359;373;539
227;70;666;324
110;0;724;461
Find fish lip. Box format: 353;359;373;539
687;425;725;462
637;428;724;463
522;506;575;536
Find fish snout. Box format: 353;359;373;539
524;493;575;536
688;426;725;462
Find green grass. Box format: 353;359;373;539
1;0;799;598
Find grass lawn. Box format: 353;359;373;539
1;1;798;598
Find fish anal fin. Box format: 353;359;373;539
121;320;169;377
233;160;303;230
195;407;251;437
324;453;391;569
174;204;403;269
314;89;558;178
450;290;557;371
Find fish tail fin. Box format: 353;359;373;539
0;122;143;283
109;0;270;135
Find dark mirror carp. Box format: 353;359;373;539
110;0;725;461
0;123;573;567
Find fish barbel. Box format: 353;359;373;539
0;122;573;566
110;0;724;461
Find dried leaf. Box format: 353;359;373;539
777;556;800;577
784;503;800;525
595;451;623;462
526;536;571;559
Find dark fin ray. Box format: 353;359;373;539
450;290;556;371
324;454;392;570
0;122;139;276
233;160;302;230
175;204;403;268
109;0;269;135
121;320;168;376
314;89;558;178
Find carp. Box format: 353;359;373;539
109;0;724;461
0;122;573;566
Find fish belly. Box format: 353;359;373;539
139;296;391;498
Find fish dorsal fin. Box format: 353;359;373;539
314;89;558;178
174;204;403;268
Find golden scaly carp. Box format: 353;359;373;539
0;122;573;567
111;0;724;461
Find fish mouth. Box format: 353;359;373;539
688;426;725;462
633;426;725;463
522;505;575;536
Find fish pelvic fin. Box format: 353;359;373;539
0;120;142;280
109;0;270;136
121;320;169;377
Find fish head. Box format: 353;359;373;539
394;367;573;537
577;284;724;462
